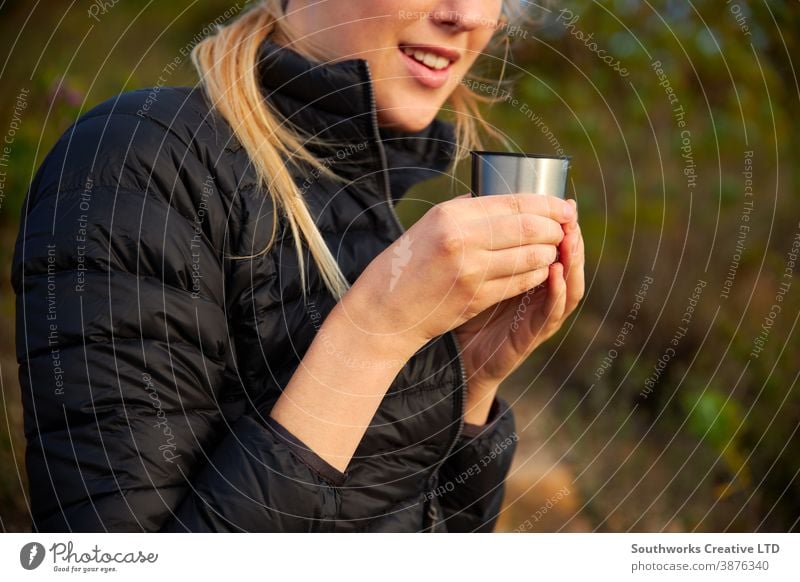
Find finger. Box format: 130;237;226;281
447;193;575;224
479;266;551;305
567;197;578;216
541;262;567;328
559;204;581;273
561;200;579;235
555;214;577;264
561;198;579;232
560;227;579;276
468;213;565;250
484;243;558;280
561;226;585;314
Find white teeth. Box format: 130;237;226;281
402;47;451;70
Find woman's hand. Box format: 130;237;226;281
342;194;577;362
453;199;585;424
342;192;577;356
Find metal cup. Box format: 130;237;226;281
470;151;571;199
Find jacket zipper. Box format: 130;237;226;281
362;60;405;238
362;61;467;532
426;330;468;531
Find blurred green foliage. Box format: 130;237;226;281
1;0;798;532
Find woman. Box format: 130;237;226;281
12;0;584;532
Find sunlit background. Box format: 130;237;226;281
1;0;798;532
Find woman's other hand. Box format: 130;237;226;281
453;198;585;424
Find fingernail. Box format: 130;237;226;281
568;199;578;220
563;202;575;220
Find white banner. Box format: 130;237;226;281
0;533;796;580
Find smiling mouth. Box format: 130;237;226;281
397;44;460;89
398;44;459;71
401;47;452;70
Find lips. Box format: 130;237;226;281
398;43;460;89
402;47;451;70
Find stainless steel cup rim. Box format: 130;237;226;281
471;150;572;161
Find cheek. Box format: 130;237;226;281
315;3;400;58
471;25;498;55
460;28;497;72
337;22;400;61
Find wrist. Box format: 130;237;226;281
314;302;421;371
463;381;500;426
332;281;427;361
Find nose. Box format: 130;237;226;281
428;0;498;33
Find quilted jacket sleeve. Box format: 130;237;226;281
12;105;342;532
436;396;518;532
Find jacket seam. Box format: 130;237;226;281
20;266;223;308
78;109;196;153
29;184;223;259
21;335;227;368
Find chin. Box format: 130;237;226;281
378;106;439;132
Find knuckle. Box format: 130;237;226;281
507;194;523;215
532;245;556;268
520;215;538;240
525;247;542;269
517;271;537;294
457;266;479;290
438;231;465;256
428;210;465;257
554;224;566;243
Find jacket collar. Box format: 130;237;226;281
255;36;457;202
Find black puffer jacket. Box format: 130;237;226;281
12;37;518;532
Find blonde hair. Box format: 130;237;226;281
191;0;538;302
